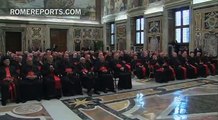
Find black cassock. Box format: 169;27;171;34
111;60;132;90
180;57;197;79
206;57;216;76
19;64;43;102
0;66;18;105
196;57;210;77
169;56;186;80
42;63;62;99
154;65;172;83
60;60;82;96
154;57;175;83
78;62;95;92
131;59;146;79
94;60;114;92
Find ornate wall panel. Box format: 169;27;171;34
104;0;128;16
104;0;164;16
116;23;127;50
193;6;218;57
26;25;47;51
72;26;103;50
147;16;162;51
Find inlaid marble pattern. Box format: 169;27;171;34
80;106;123;120
105;100;131;112
62;79;218;120
0;103;53;120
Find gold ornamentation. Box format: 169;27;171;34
68;98;93;108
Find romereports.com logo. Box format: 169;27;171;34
9;9;82;16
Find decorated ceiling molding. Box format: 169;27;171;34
192;0;213;4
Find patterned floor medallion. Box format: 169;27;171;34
0;114;40;120
63;97;100;109
13;104;43;115
105;100;130;112
0;103;52;120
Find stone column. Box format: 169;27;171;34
162;9;169;52
114;24;117;50
189;6;195;51
0;28;5;53
103;23;107;51
67;28;74;51
126;17;131;51
144;16;148;50
45;25;50;50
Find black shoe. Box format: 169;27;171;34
110;90;116;93
56;95;61;99
88;88;92;92
15;99;20;103
21;100;26;103
118;88;123;90
103;90;108;93
94;91;100;95
37;98;41;101
1;101;6;106
87;91;92;97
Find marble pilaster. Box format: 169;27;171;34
103;23;107;51
126;18;131;51
143;16;148;50
0;28;5;53
162;10;169;52
67;28;74;51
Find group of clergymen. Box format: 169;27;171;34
0;49;217;105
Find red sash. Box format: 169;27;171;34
100;66;108;72
156;68;164;72
82;68;88;75
27;71;35;77
53;74;61;89
142;67;146;76
5;67;16;100
65;68;73;73
181;67;187;79
116;64;122;69
203;64;209;76
5;67;11;78
125;64;131;72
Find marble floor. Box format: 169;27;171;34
0;76;218;120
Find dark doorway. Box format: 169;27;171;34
5;32;22;53
74;39;81;51
50;29;67;52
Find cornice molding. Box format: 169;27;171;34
192;1;218;9
144;12;163;18
165;0;191;9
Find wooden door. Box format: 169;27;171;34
50;29;67;52
5;32;22;53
